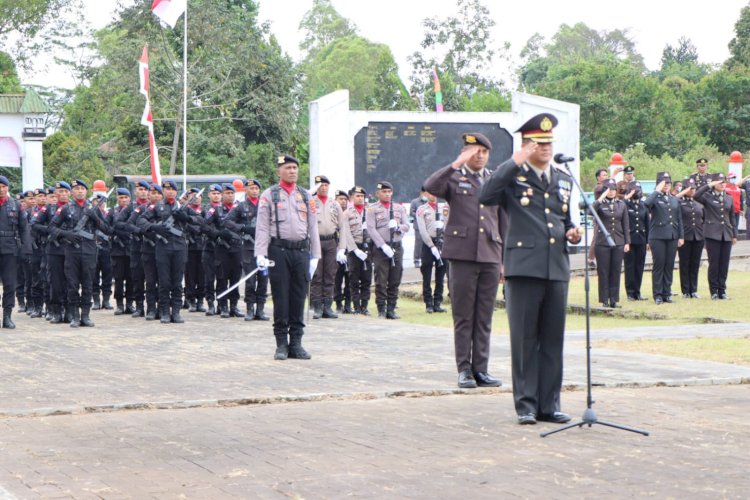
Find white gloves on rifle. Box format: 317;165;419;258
354;248;368;261
336;249;347;264
388;219;398;229
431;247;441;260
256;255;269;271
381;244;395;258
309;258;319;279
434;220;444;229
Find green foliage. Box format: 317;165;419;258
727;4;750;69
298;0;357;60
655;37;710;83
43;131;106;186
0;50;22;93
0;0;72;37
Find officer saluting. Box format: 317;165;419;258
0;176;30;328
676;178;704;299
623;181;649;300
593;179;630;308
479;113;582;425
255;155;321;360
694;173;737;299
644;172;684;304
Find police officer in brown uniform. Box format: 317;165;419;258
689;158;710;190
416;191;448;313
424;132;504;390
333;189;352;314
695;173;737;299
310;175;349;319
366;181;409;319
343;186;372;315
616;165;635;199
255;155;321;360
676;178;704;298
593;179;630;308
479;114;582;425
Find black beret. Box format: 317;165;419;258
376;181;393;190
656;172;672;183
277;155;299;167
46;187;56;194
161;179;178;190
149;183;163;193
34;188;45;196
314;175;330;184
189;187;201;194
116;188;131;197
71;179;88;189
462;132;492;150
334;189;349;199
0;176;9;187
351;186;367;196
209;183;222;192
55;181;71;190
23;190;34;197
244;179;262;189
222;183;236;192
136;180;151;190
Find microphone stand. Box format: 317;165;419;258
541;160;648;438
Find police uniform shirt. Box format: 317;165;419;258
694;185;737;241
643;191;684;240
343;205;368;248
416;202;442;249
689;172;710;190
0;197;28;255
313;194;349;251
593;198;630;246
625;199;649;245
679;197;704;241
254;185;321;259
365;201;409;249
51;200;108;253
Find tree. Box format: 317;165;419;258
727;4;750;69
298;0;357;60
0;50;22;93
408;0;511;112
656;37;709;83
0;0;72;37
43;131;106;186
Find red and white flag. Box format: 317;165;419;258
151;0;187;29
139;45;162;185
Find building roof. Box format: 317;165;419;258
0;87;51;114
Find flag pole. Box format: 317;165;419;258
182;4;188;190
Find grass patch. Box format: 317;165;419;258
598;337;750;366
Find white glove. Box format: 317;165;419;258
256;255;269;270
388;219;398;229
434;220;444;229
336;248;347;264
309;258;319;279
354;248;368;261
431;247;442;260
381;244;395;258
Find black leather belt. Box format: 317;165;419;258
271;238;310;250
320;233;337;241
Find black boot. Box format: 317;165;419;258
29;300;42;318
288;335;311;360
92;296;101;310
322;299;338;318
230;300;243;318
335;300;344;313
17;297;25;313
433;300;447;313
254;303;269;321
205;300;216;316
171;306;184;323
2;307;15;329
274;334;289;360
343;299;354;314
182;298;189;309
49;305;63;324
64;306;72;324
386;304;400;320
377;304;386;318
196;299;206;313
160;307;171;324
360;299;370;316
425;298;434;313
312;301;322;319
80;306;95;327
114;300;125;315
102;295;113;310
219;301;230;318
69;308;81;328
244;303;255;321
131;302;144;318
145;308;157;321
125;301;136;314
188;299;197;313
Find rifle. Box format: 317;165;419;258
68;187;115;247
155;188;204;243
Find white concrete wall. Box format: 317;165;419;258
0;113;46;191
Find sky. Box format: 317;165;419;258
19;0;750;88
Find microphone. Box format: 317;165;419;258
554;153;575;163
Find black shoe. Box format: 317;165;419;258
655;297;663;305
683;293;691;299
458;370;477;389
254;304;269;321
425;305;434;313
719;293;729;300
160;312;171;324
79;314;95;327
69;310;81;328
385;307;400;320
188;299;197;313
145;309;157;321
230;306;244;318
114;302;125;315
220;304;230;319
627;295;637;301
518;413;537;425
2;308;15;329
711;293;719;300
377;306;386;318
29;307;42;319
433;302;447;313
205;301;215;316
125;302;136;314
609;300;621;308
636;294;648;301
92;298;101;310
102;299;113;310
288;344;311;360
244;304;255;321
131;305;145;318
312;301;323;319
322;300;338;319
664;296;673;303
196;301;206;313
335;300;344;314
473;372;502;387
171;311;185;323
601;302;610;308
537;412;572;424
691;293;700;299
274;346;289;360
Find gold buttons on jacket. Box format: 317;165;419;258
517;241;523;247
479;228;485;233
544;193;549;199
545;208;550;214
547;222;553;228
453;230;458;235
480;216;485;220
549;238;556;244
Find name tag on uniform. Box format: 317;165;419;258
458;182;472;189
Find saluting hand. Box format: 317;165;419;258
451;145;482;169
511;141;537;166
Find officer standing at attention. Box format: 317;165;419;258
623;181;649;300
0;176;30;328
224;179;269;321
366;181;409;319
643;172;684;304
182;188;206;313
310;175;349;319
110;188;133;314
200;184;222;316
255;155;321;360
424;132;505;390
593;179;630;308
208;183;242;318
409;188;429;268
695;173;737;299
479;114;582;425
49;179;110;328
27;188;48;318
138;179;192;323
117;180;151;317
416;190;448;313
689;158;711;190
676;179;704;299
333;189;352;314
90;180;113;311
133;184;163;320
34;182;69;323
343;186;372;315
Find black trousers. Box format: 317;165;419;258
202;248;216;303
47;253;67;308
268;245;309;338
624;243;647;297
420;244;447;304
334;262;350;303
449;259;500;374
130;249;145;304
705;238;732;295
373;245;403;307
678;239;704;295
64;250;96;308
506;277;568;416
595;244;624;304
112;255;132;303
15;255;27;300
346;250;372;306
142;251;158;310
156;247;186;311
30;250;46;306
92;247;113;299
215;248;242;304
311;238;338;302
1;253;17;309
184;250;204;301
242;247;268;306
650;239;678;300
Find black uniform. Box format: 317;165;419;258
91;204;113;309
695;185;736;298
17;206;32;312
643;190;683;303
593;197;629;306
624;198;649;299
224;199;269;319
200;202;221;315
677;196;704;297
29;204;49;316
35;202;67;321
183;203;205;312
117;201;149;315
110;204;133;313
205;201;243;317
689;172;710;190
137;199;191;321
1;197;29;327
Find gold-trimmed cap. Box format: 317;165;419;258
515;113;559;143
